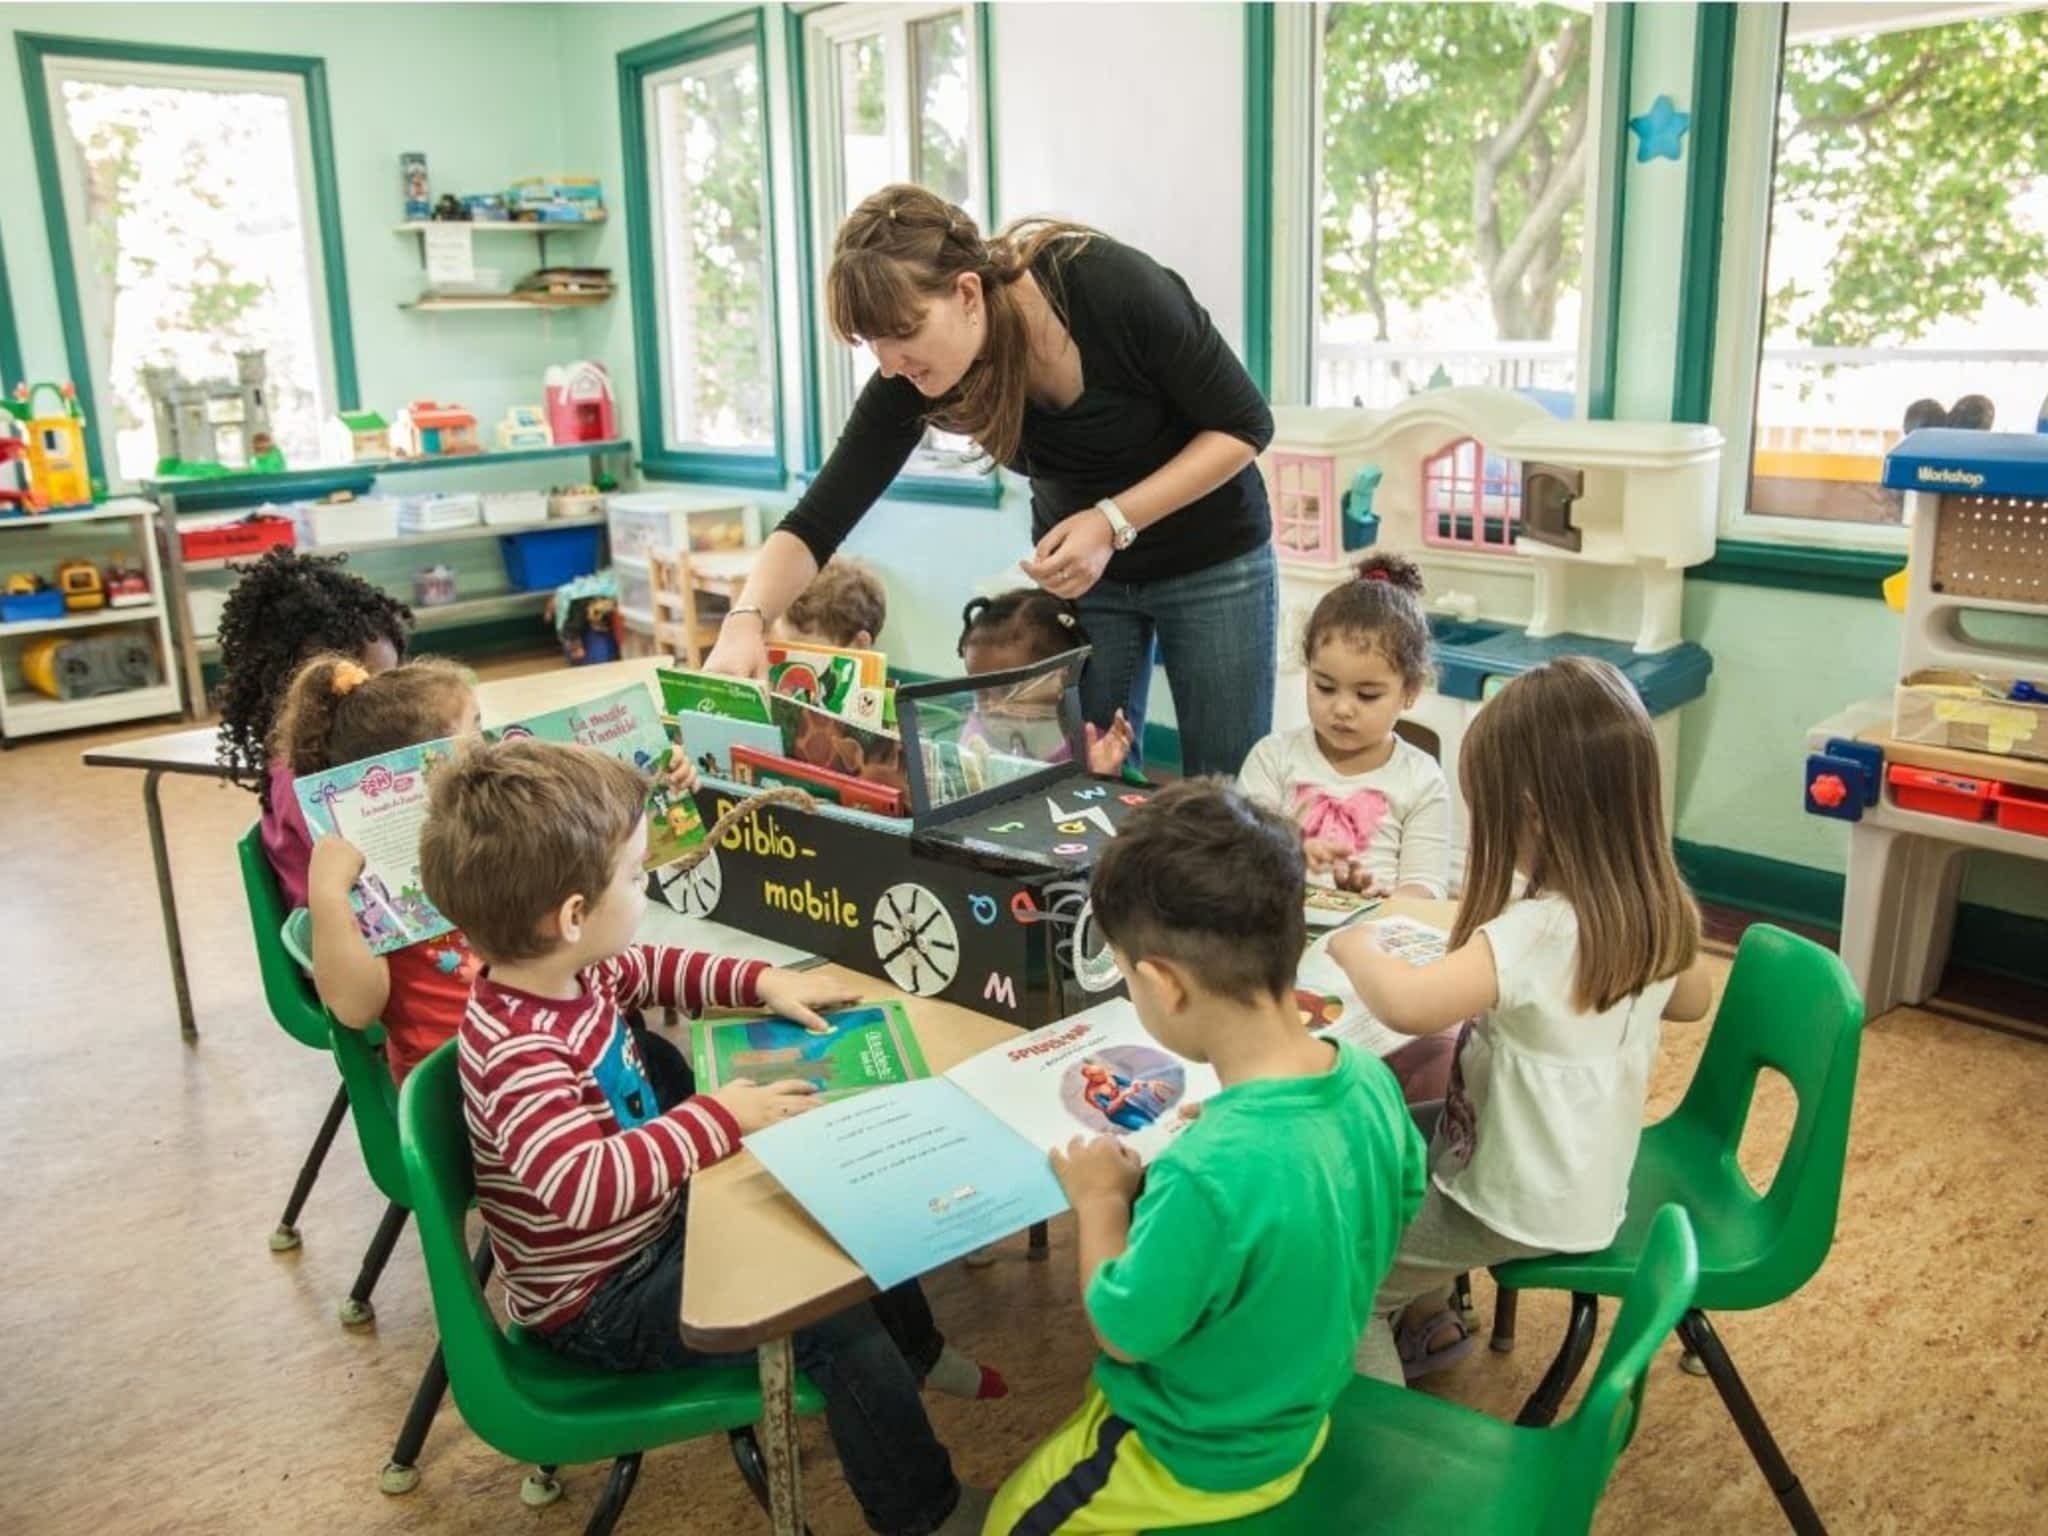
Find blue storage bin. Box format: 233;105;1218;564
1;589;68;623
500;527;603;591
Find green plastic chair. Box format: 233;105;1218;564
1491;924;1865;1536
238;828;356;1254
1193;1204;1700;1536
399;1042;826;1533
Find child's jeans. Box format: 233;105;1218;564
544;1214;964;1536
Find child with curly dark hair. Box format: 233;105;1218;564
957;589;1136;778
211;547;413;907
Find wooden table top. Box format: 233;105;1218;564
474;655;670;726
677;895;1459;1350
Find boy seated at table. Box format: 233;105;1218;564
984;779;1428;1534
419;738;996;1536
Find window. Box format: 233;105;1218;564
20;39;355;489
1286;3;1596;413
796;2;995;499
620;12;784;486
1713;1;2048;546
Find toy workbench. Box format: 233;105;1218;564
655;649;1150;1026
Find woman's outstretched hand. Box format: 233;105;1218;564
702;615;771;679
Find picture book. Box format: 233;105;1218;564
693;1002;931;1102
487;683;706;869
295;739;459;954
745;998;1220;1288
731;744;909;818
772;639;888;728
769;692;908;792
673;710;784;780
1293;915;1449;1057
1304;886;1380;929
657;667;774;725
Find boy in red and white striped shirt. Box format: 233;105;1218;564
420;738;992;1536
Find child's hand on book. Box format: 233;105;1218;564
308;835;366;897
1051;1134;1143;1209
665;753;701;798
757;967;862;1033
709;1077;819;1133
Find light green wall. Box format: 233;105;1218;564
0;4;580;454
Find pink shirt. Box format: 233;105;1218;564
261;760;315;910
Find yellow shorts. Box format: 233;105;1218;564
985;1385;1328;1536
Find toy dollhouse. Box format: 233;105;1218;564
391;401;481;458
324;410;391;463
544;361;616;444
1260;388;1723;884
4;381;93;510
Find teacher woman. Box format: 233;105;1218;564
702;184;1279;778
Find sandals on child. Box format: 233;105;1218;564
1397;1304;1476;1383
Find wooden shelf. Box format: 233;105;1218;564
401;293;611;312
0;604;164;639
392;218;605;234
182;513;606;573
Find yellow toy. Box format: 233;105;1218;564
58;558;106;612
1883;565;1909;612
4;382;94;510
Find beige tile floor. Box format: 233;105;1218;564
4;666;2044;1534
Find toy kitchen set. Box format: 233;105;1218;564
1261;388;1723;885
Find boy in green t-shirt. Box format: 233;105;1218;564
985;780;1428;1535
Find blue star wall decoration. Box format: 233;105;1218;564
1629;94;1692;163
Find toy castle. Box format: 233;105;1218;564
143;350;281;475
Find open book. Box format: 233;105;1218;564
747;996;1217;1288
746;916;1448;1289
294;681;698;955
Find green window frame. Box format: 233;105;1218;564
618;9;788;489
15;33;359;491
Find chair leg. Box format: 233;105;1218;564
1451;1271;1478;1330
522;1464;564;1508
1028;1220;1050;1260
340;1201;411;1328
729;1431;817;1536
1515;1292;1599;1427
1490;1283;1520;1352
380;1347;448;1495
584;1453;643;1536
271;1082;350;1252
1677;1311;1827;1536
380;1237;489;1498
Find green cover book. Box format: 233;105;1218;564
693;1002;931;1102
658;667;775;725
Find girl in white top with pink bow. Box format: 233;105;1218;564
1237;552;1450;901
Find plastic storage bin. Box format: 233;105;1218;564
482;490;549;527
1886;762;1994;821
606;489;756;562
500;526;603;591
1990;782;2048;837
306;496;399;546
179;512;296;562
615;558;654;622
398;492;481;533
1;589;67;623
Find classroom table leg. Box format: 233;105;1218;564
757;1334;806;1536
144;768;197;1042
